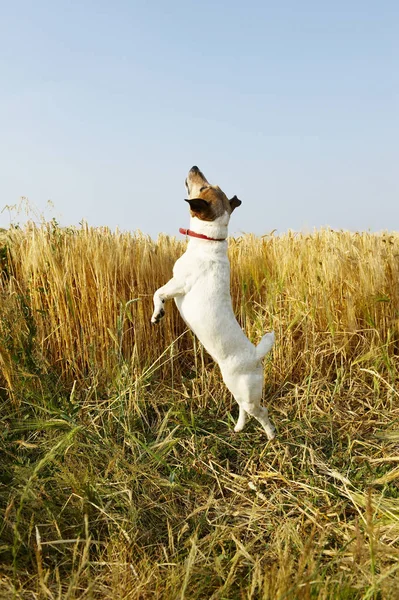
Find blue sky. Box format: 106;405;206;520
1;0;398;236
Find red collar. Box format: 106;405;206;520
179;228;226;241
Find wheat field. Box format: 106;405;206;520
0;221;399;599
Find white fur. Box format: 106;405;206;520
151;212;275;439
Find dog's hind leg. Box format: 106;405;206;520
244;403;275;440
223;369;275;440
236;398;275;439
234;405;248;432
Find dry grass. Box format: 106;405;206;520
0;221;399;599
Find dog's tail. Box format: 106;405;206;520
255;331;275;361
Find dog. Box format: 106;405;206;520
151;166;275;439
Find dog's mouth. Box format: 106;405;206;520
185;165;210;199
189;165;205;178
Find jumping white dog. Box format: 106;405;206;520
151;166;275;439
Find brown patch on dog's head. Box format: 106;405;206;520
185;166;242;221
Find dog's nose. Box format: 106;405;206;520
190;165;199;173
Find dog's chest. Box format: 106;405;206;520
174;245;230;292
173;245;231;325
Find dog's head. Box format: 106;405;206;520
184;166;241;222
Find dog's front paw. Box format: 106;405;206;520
151;308;165;324
151;297;165;324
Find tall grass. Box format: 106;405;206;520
1;222;398;599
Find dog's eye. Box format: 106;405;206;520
200;186;208;192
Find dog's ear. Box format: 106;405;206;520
229;195;242;212
185;198;212;219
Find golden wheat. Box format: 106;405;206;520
2;224;398;385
